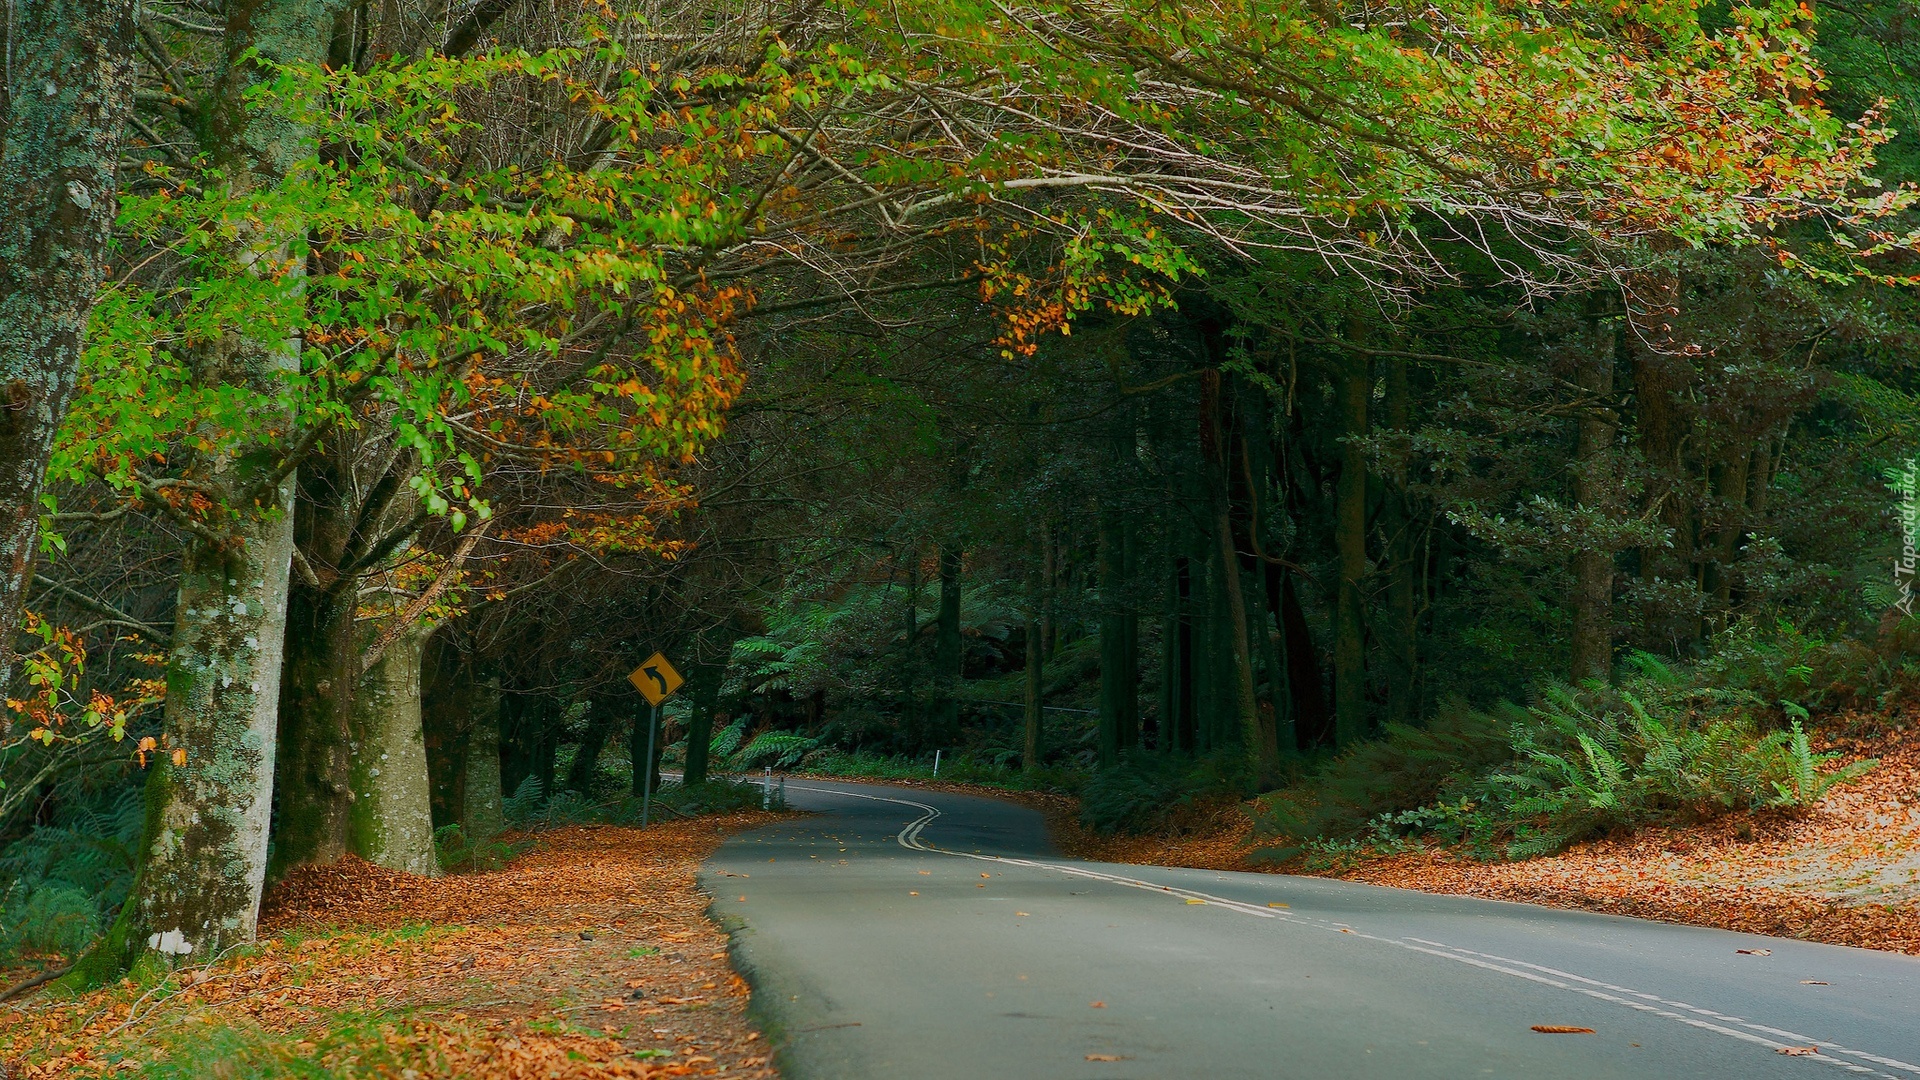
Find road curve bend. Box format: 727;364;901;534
699;778;1920;1080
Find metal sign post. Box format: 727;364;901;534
641;703;659;827
628;651;682;828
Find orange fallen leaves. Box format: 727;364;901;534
1048;721;1920;958
1778;1045;1820;1056
2;814;784;1079
1531;1025;1596;1034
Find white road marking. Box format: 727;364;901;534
781;782;1919;1078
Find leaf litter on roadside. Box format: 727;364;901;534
1;814;786;1078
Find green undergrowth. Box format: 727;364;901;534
1077;751;1251;836
434;775;782;872
1254;647;1882;863
792;747;1084;794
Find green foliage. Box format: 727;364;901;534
732;732;820;771
1255;657;1878;861
1077;752;1249;837
430;825;524;874
0;789;143;962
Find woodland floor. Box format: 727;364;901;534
0;813;785;1079
1037;724;1920;956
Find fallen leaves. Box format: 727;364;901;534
1778;1045;1820;1056
1736;948;1772;956
1085;1053;1130;1061
1531;1026;1596;1034
3;815;785;1079
1089;1001;1106;1009
1050;725;1920;957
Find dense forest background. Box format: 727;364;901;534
5;0;1920;979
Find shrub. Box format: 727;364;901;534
1253;661;1878;862
1078;751;1248;837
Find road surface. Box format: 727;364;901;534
699;778;1920;1079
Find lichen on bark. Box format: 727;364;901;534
348;609;439;875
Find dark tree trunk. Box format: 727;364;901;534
1024;538;1045;773
1382;358;1418;726
934;542;963;741
1570;314;1619;683
269;582;356;877
1333;347;1370;747
0;0;139;694
564;699;618;794
1281;574;1331;750
1096;503;1138;765
1200;370;1272;781
682;671;722;786
270;452;357;878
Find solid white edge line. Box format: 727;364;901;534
780;782;1909;1078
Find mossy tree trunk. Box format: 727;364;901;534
0;0;139;693
348;615;438;875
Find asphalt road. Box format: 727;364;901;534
699;778;1920;1079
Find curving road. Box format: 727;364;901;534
700;779;1920;1079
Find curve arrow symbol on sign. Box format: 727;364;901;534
644;666;669;695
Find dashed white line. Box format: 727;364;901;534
781;782;1917;1078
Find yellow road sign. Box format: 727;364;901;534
629;651;684;706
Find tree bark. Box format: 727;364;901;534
933;542;963;742
269;527;355;876
1382;358;1418;726
0;0;139;693
563;698;618;794
1023;539;1045;773
1096;501;1137;765
348;615;437;875
1570;312;1619;683
461;679;503;843
1202;371;1272;781
1333;345;1370;748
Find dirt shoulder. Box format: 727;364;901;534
2;813;785;1078
871;737;1920;957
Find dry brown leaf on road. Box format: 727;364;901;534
1737;948;1772;955
1800;980;1829;985
1085;1053;1130;1061
1778;1045;1820;1056
1531;1026;1596;1034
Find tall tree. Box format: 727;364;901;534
0;0;139;691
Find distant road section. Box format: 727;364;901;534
701;779;1920;1079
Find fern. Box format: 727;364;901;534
501;775;546;824
707;717;749;762
732;732;819;771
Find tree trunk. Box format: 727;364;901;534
1024;541;1045;773
1333;346;1370;748
934;542;963;741
683;675;721;785
92;0;346;979
269;576;355;877
1382;358;1418;726
1201;371;1271;781
1570;312;1619;683
461;679;504;843
348;616;437;875
0;0;139;694
1280;573;1331;750
98;479;298;972
563;698;617;794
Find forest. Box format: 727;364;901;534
5;0;1920;1007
